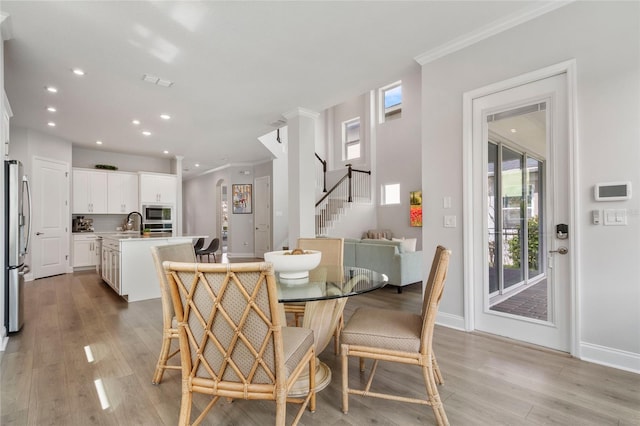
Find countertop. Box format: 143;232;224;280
99;233;207;242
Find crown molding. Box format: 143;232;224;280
283;107;319;120
414;1;574;66
1;13;13;41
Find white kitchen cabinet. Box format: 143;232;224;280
101;237;121;294
108;172;139;213
72;169;108;214
100;234;198;302
73;234;99;267
139;173;177;204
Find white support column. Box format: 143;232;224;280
174;155;183;236
284;108;319;246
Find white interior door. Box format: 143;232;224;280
471;73;571;352
32;157;69;279
254;176;270;257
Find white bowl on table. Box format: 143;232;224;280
264;250;322;283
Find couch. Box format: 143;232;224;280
343;238;423;293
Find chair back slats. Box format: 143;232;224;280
149;243;198;384
151;243;197;327
297;237;344;268
298;237;344;283
165;262;282;386
420;246;451;352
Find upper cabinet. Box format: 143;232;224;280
107;172;139;214
139;173;177;205
72;169;108;214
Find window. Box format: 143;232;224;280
381;183;400;205
342;117;361;160
380;81;402;123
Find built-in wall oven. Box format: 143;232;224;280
142;205;174;234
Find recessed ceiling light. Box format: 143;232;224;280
47;121;56;127
195;163;200;167
160;114;171;120
163;150;169;154
47;106;57;112
156;79;173;88
132;119;140;125
142;130;151;136
72;68;85;76
46;86;58;93
142;74;159;84
96;140;103;145
510;128;517;133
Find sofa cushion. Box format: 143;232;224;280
392;237;417;252
364;229;393;240
360;238;404;253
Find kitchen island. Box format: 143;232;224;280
101;234;207;302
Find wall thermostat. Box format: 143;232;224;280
594;182;631;201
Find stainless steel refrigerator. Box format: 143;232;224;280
4;160;31;332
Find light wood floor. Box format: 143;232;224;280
1;271;639;425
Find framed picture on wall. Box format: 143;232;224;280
232;184;252;214
410;190;422;227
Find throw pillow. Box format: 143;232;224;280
392;237;417;252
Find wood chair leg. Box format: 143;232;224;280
432;353;444;385
152;333;172;384
423;364;449;426
341;343;349;414
333;314;343;355
178;388;193;426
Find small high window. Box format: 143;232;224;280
343;117;361;161
381;183;401;205
380;81;402;123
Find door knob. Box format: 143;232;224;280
36;232;44;236
549;247;568;255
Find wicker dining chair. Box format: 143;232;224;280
163;261;316;426
340;245;452;426
150;243;197;384
283;237;344;354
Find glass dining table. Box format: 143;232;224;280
276;265;389;396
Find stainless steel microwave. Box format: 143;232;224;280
142;205;173;223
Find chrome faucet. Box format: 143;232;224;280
126;211;144;235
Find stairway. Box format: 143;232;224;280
315;167;371;236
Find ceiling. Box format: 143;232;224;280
1;1;555;178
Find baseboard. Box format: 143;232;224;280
436;311;466;331
579;341;640;374
226;252;259;259
25;272;34;282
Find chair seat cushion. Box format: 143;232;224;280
342;307;422;353
282;326;314;377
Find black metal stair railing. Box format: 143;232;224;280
315;163;371;235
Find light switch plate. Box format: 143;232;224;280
603;208;627;226
444;215;456;228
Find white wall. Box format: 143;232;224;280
375;65;423;248
183;164;258;257
73;146;171;173
182;168;227;246
421;1;640;368
323;67;423;245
